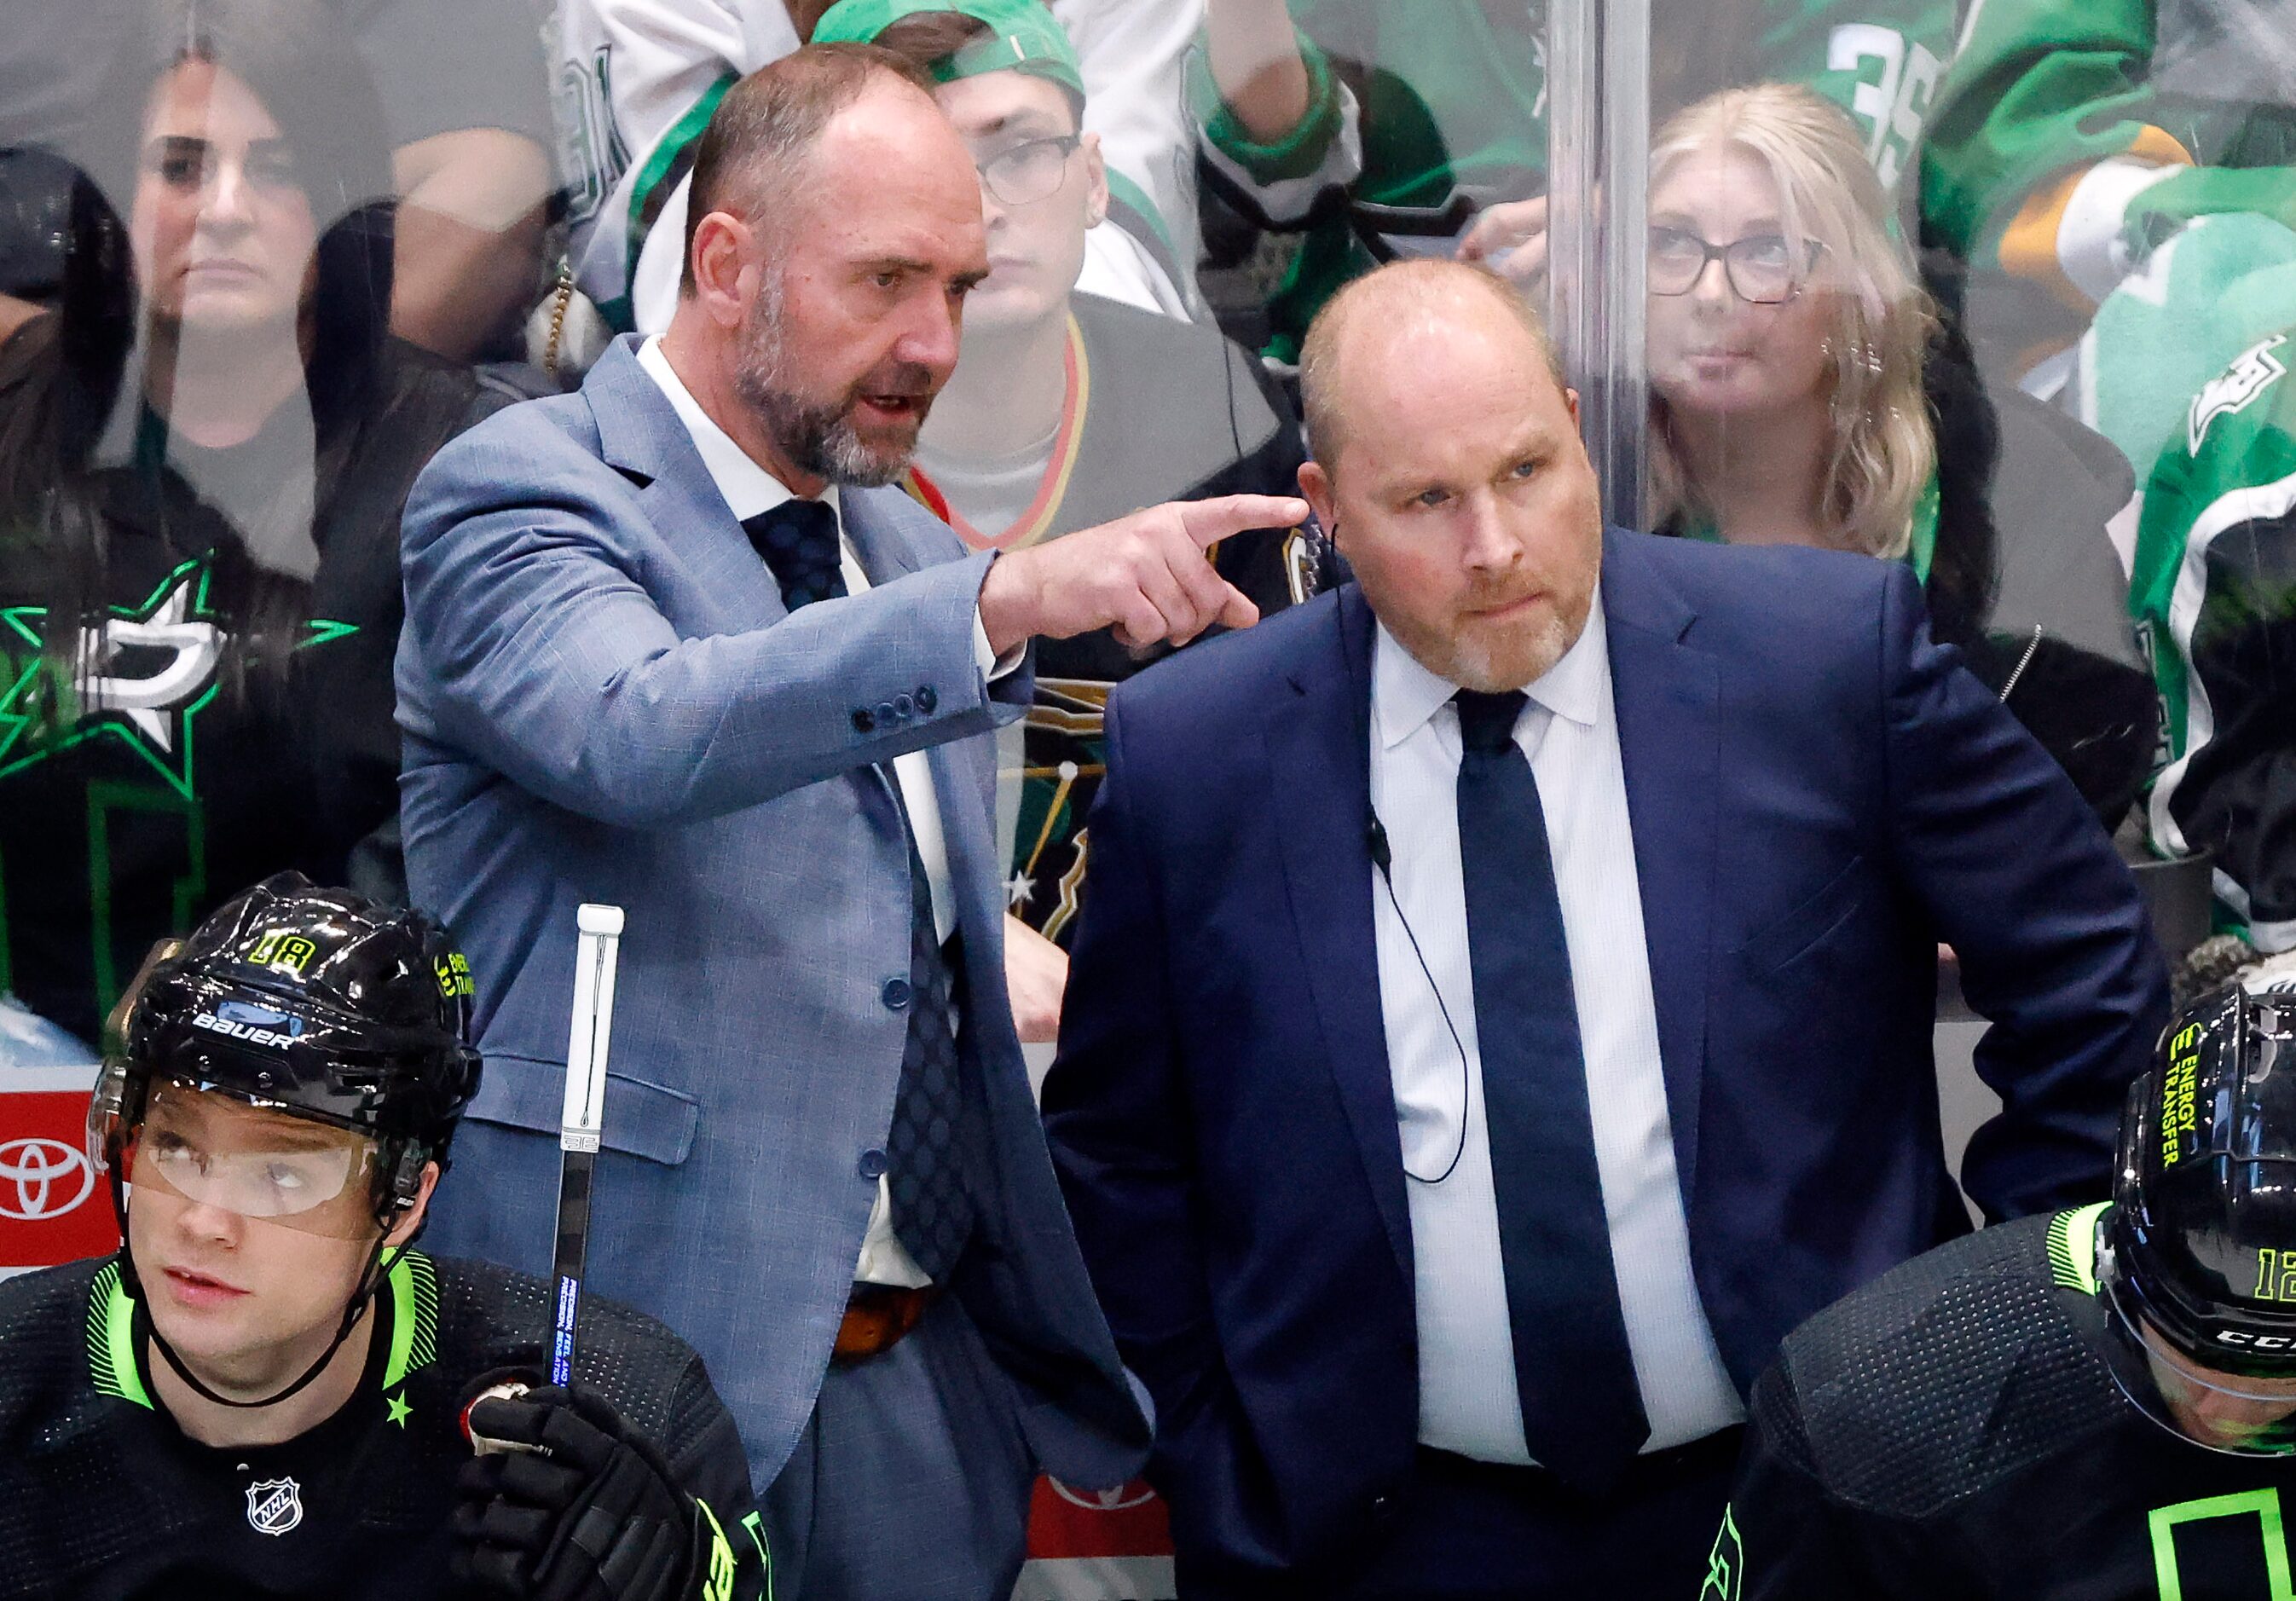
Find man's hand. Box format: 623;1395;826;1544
976;494;1309;656
1004;912;1070;1043
454;1384;701;1601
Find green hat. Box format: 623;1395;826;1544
812;0;1086;105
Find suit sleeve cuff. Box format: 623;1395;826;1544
976;610;1023;681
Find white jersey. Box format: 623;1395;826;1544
553;0;1203;334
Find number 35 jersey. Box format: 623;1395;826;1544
1708;1208;2296;1601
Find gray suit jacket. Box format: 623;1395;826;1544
395;337;1151;1492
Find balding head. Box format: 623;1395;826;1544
684;43;945;292
1298;259;1568;476
666;43;988;496
1292;258;1600;694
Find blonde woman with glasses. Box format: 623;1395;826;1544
1645;83;1940;570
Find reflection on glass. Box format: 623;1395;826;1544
1645;84;1935;564
0;0;495;1051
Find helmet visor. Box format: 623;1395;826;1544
124;1078;384;1238
2103;1269;2296;1455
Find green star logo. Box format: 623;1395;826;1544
385;1390;411;1429
0;555;356;798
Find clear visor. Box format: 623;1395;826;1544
2102;1272;2296;1456
123;1078;383;1238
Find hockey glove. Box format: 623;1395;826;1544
454;1383;708;1601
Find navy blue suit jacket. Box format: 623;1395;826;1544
1041;528;2170;1581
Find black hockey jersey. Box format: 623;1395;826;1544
1709;1205;2296;1600
0;1251;768;1600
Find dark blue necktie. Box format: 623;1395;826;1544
1453;687;1650;1494
740;498;847;611
883;794;976;1281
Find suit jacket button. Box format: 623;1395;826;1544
858;1148;888;1180
917;685;937;714
852;708;876;734
893;692;914;720
882;977;913;1011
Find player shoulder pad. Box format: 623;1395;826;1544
1764;1211;2124;1520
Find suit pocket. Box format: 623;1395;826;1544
1738;855;1870;975
465;1052;700;1165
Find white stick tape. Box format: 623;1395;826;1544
563;904;624;1150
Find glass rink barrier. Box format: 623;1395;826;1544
1;0;2292;1596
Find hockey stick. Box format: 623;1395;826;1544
551;902;624;1386
466;902;624;1453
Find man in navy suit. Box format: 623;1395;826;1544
1040;258;2172;1599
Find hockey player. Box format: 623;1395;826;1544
0;874;769;1601
1705;979;2296;1599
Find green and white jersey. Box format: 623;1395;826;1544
0;1251;769;1601
1194;0;1958;361
2131;330;2296;955
1709;1207;2296;1600
554;0;1201;333
1921;0;2296;304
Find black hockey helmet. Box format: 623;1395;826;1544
2100;980;2296;1453
88;870;482;1219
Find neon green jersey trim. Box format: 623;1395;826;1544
87;1259;153;1410
381;1250;440;1390
2048;1201;2111;1295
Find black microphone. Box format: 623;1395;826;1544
1367;815;1393;875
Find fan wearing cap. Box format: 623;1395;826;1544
0;874;768;1601
813;0;1321;1020
1704;980;2296;1600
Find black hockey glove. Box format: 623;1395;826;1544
454;1383;707;1601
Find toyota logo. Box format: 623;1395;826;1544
1048;1478;1159;1512
0;1138;96;1222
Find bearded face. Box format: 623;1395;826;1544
732;270;942;488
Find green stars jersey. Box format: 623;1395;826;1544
1921;0;2296;298
0;327;496;1046
0;1251;769;1601
1707;1207;2296;1600
2130;329;2296;957
1194;0;1958;361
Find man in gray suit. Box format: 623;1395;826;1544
394;42;1306;1600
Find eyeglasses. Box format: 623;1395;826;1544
1647;226;1823;303
975;135;1082;209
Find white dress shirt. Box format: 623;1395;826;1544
1368;598;1744;1464
637;335;992;1288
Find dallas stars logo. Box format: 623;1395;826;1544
0;556;355;798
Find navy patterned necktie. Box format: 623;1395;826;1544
884;795;976;1281
1452;686;1651;1494
740;498;847;611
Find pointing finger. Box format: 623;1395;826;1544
1172;495;1310;549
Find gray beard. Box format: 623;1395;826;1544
733;284;915;488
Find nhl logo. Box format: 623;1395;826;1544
245;1476;303;1536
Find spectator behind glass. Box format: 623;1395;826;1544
555;0;1202;340
1923;0;2296;479
1645;84;1936;563
1647;84;2162;827
819;0;1321;1046
0;0;505;1055
1195;0;1957;362
0;0;553;361
2131;327;2296;977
